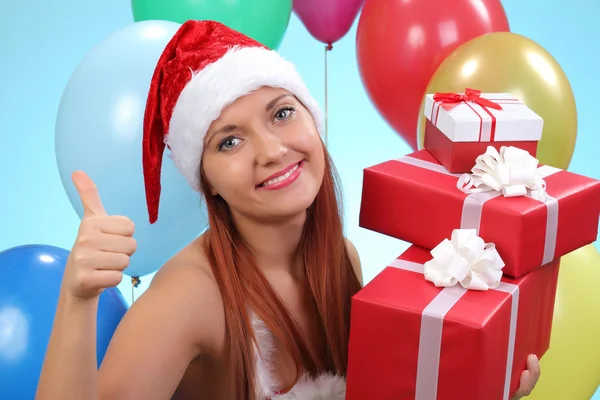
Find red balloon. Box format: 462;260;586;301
356;0;509;149
293;0;365;47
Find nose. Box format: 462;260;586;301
253;130;287;165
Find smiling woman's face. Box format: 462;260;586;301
200;86;325;222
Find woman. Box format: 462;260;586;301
36;20;540;400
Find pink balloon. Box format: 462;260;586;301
293;0;364;46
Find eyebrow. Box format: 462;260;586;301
266;94;292;111
206;124;237;147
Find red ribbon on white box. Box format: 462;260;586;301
389;258;519;400
430;90;522;142
396;152;561;265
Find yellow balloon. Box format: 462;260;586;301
528;244;600;400
417;32;577;170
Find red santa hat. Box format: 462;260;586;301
142;20;323;224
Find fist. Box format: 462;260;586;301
64;171;137;300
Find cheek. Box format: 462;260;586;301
293;118;323;154
203;157;254;197
295;133;325;184
304;132;325;167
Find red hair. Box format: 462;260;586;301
200;143;362;399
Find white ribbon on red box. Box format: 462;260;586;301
457;146;548;200
396;147;561;265
390;255;518;400
424;229;504;290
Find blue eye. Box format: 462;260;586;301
274;106;296;122
217;136;241;152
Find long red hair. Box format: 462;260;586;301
200;142;362;399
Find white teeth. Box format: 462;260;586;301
261;163;299;187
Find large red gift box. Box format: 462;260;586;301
424;89;543;173
346;245;560;400
359;149;600;278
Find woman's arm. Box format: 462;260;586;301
36;261;220;400
35;287;102;400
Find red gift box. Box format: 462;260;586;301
424;89;543;173
359;149;600;278
346;245;560;400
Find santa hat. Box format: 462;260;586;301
142;20;323;224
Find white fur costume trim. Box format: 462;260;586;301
271;373;347;400
166;46;323;191
252;312;280;398
251;314;346;400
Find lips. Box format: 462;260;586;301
257;161;303;188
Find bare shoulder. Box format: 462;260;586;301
150;233;225;351
344;237;363;286
97;234;225;400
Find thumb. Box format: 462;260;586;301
72;170;107;217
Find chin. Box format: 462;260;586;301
259;188;318;221
265;198;316;221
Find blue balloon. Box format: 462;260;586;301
55;20;206;277
0;245;128;400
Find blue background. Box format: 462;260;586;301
1;0;598;397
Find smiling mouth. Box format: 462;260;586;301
257;161;303;189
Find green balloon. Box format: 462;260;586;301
131;0;293;50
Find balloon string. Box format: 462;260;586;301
324;43;332;146
131;276;141;304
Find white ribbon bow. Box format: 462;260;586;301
457;146;547;200
423;229;505;291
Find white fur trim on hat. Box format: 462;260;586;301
166;46;323;191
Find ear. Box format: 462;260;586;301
210;186;218;196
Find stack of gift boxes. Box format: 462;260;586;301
346;89;600;400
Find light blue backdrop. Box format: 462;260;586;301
0;0;598;398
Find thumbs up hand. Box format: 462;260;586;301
64;171;137;300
